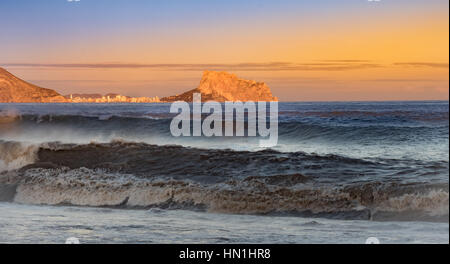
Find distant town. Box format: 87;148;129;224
65;93;161;103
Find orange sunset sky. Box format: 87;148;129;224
0;0;448;101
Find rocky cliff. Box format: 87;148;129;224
0;67;67;103
162;70;278;102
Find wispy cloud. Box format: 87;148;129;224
1;61;382;71
364;78;449;82
393;62;449;68
319;59;372;63
6;61;447;71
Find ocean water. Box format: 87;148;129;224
0;202;448;244
0;101;448;243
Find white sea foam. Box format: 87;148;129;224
8;167;448;221
0;141;38;171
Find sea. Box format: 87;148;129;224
0;101;448;244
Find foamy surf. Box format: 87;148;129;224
1;166;447;222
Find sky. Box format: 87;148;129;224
0;0;448;101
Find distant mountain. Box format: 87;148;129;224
0;67;66;103
161;70;278;102
0;68;278;104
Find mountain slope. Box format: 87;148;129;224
0;67;66;103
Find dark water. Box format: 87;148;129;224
0;101;448;222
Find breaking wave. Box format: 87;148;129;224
0;167;447;222
1;113;448;143
0;140;447;222
0;140;38;171
0;140;446;184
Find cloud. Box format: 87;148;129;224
319;59;372;63
1;61;382;71
363;78;449;82
4;60;447;73
393;62;449;68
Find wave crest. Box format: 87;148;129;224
5;167;448;222
0;140;38;171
